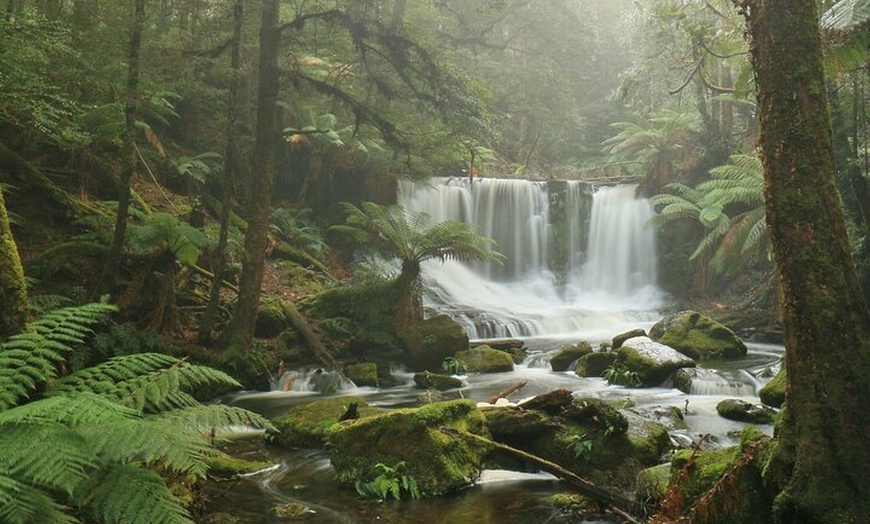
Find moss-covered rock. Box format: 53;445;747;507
454;345;514;373
474;339;528;364
649;310;747;360
613;329;647;350
400;314;469;371
483;406;563;441
255;296;288;338
207;453;273;480
615;336;696;387
758;366;786;408
635;463;670;501
574;351;616;377
716;399;777;424
413;371;463;391
344;362;379;387
664;428;773;523
328;400;490;495
550;342;593;371
270;396;384;448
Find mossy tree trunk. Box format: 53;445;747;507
741;0;870;521
394;259;423;336
98;0;145;297
221;0;279;352
200;0;244;344
0;185;27;337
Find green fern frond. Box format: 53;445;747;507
0;393;137;427
158;404;274;434
0;422;92;493
85;464;194;524
0;475;77;524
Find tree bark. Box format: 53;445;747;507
98;0;145;297
279;301;341;372
0;185;27;337
221;0;279;352
740;0;870;521
200;0;243;344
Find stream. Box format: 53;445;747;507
202;179;781;522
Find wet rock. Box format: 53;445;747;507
615;336;696;387
413;371;463;391
550;342;593;371
329;400;490;495
344;362;378;387
518;388;574;416
400;314;469;372
563;397;628;436
483;406;562;440
574;351;616;377
474;339;527;363
612;329;647;350
635;463;670;502
649;310;747;360
454;345;514;373
716;399;777;424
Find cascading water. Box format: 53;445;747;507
398;177;665;341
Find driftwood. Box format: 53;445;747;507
486;380;527;404
441;427;649;524
279;300;341;373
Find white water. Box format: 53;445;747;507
398;178;665;341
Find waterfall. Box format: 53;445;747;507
397;177;664;341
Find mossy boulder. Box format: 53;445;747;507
649;310;747;360
613;329;647;350
550;342;593;371
328;400;490;495
635;463;670;501
454;345;514;373
255;296;288;338
483;406;563;441
207;452;273;480
574;351;616;377
414;371;464;391
270;396;384;448
615;336;696;387
665;428;773;523
474;339;528;363
716;399;777;424
400;314;469;371
344;362;379;387
758;367;786;408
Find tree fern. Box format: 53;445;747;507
0;304;272;523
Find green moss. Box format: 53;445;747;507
650;310;747;360
402;314;470;371
344;362;379;387
758;367;786;408
635;463;670;501
574;351;616;377
550;342;593;371
328;400;490;495
413;371;463;391
207;453;273;479
255;296;287;338
270;396;383;448
454;345;514;373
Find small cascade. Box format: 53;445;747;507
398;177;664;340
272;368;356;393
686;368;758;397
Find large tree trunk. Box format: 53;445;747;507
0;185;27;337
98;0;145;297
200;0;243;344
741;0;870;521
221;0;279;352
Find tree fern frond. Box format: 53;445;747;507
0;422;93;493
158;404;274;434
0;476;77;524
0;393;137;427
85;465;194;524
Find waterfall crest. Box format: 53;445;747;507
398;177;664;341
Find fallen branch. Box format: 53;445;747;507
486;381;527;404
280;300;342;373
441;427;649;523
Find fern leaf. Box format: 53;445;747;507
0;422;92;493
0;476;77;524
85;465;194;524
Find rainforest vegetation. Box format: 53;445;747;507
1;0;869;522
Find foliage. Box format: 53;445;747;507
354;461;422;500
0;303;270;523
441;356;468;375
650;153;768;275
602;363;643;388
270;206;328;262
126;212;210;267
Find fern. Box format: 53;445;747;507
0;305;270;523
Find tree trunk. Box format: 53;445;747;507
741;0;870;521
98;0;145;297
390;0;406;32
0;185;27;337
394;260;422;336
221;0;279;352
200;0;243;344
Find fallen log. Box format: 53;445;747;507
485;380;527;404
280;300;342;373
440;427;649;523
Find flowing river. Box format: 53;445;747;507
207;178;781;523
